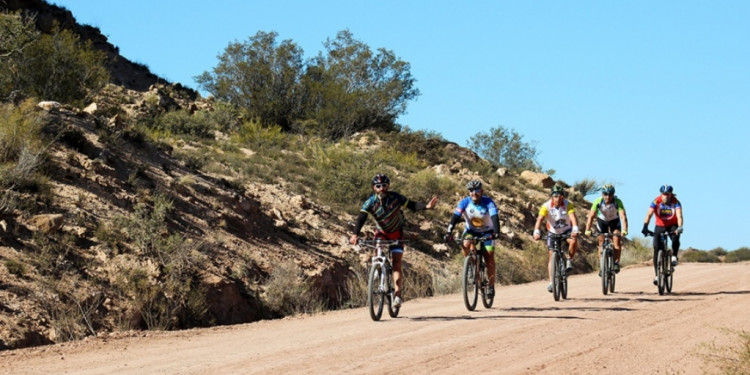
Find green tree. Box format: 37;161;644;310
195;31;305;129
467;125;540;171
0;12;40;100
11;25;109;106
303;29;420;139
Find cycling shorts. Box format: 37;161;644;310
462;229;495;253
374;230;404;254
596;218;621;234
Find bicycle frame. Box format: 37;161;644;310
648;231;674;295
454;235;494;311
358;239;402;321
547;233;570;301
597;232;619;295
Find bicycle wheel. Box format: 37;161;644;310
387;267;400;318
462;255;478;311
600;249;609;295
608;253;616;293
657;249;666;295
552;251;561;301
480;257;494;308
367;263;385;321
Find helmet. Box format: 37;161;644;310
466;180;483;191
601;184;615;195
371;174;390;186
550;185;565;196
659;184;673;194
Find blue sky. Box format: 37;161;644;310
51;1;749;251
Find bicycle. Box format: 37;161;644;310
357;239;401;321
596;232;619;295
451;235;494;311
646;230;675;295
547;232;571;301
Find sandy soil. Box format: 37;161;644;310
1;262;749;375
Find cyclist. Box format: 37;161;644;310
533;185;580;293
349;174;439;308
641;184;683;285
584;184;629;274
444;180;501;298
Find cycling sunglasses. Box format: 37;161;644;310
373;184;388;189
468;188;481;193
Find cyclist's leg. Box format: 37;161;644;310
667;224;680;259
653;226;666;275
610;218;623;263
595;219;606;259
391;251;403;297
460;231;474;257
483;236;496;286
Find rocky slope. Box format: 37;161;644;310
0;0;598;350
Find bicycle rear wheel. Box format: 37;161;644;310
552;252;561;301
462;255;479;311
657;250;666;295
367;264;385;321
480;257;494;308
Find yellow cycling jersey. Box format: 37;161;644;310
539;199;575;234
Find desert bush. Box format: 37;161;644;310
3;23;109;106
620;237;653;267
4;259;26;276
680;249;720;263
573;178;601;197
233;119;288;152
263;259;324;316
150;109;214;138
709;247;728;257
725;248;750;263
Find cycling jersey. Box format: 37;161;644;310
360;191;410;233
649;195;682;227
452;196;498;233
591;196;625;221
539;198;576;234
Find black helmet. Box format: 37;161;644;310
372;174;390;186
550;185;565;196
466;180;483;191
659;184;673;194
601;184;615;195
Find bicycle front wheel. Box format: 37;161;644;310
462;255;478;311
368;263;385;321
553;251;561;301
657;250;666;295
666;252;674;294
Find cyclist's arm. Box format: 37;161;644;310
352;211;368;235
585;208;596;232
446;213;461;233
619;209;629;233
676;207;683;227
491;214;500;235
406;200;426;211
643;207;654;226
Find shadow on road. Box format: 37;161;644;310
406;314;586;322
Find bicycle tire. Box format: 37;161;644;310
657;249;666;295
553;251;561;301
367;263;385;321
480;256;494;308
600;247;609;295
462;255;478;311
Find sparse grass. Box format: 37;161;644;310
262;259;324;316
701;328;750;375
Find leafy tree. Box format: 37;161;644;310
195;31;305;129
467;125;540;171
0;12;39;100
303;29;420;139
1;16;109;106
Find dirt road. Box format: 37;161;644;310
2;262;748;374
